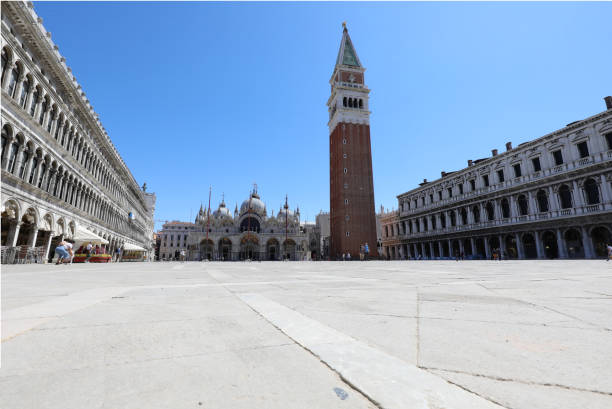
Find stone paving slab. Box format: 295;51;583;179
1;260;611;408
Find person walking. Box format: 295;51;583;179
115;246;121;262
180;249;186;262
364;243;369;261
347;252;351;261
342;253;346;261
359;244;364;261
607;244;612;261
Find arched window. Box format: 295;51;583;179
486;202;495;221
19;76;30;107
1;48;9;85
460;208;468;225
450;211;456;226
343;97;347;107
517;195;529;216
29;88;39;117
431;216;436;230
1;125;9;163
18;149;29;178
39;96;48;125
359;99;363;109
558;185;572;209
7;141;19;173
37;161;47;188
47;107;56;133
501;198;510;218
536;190;548;212
584;178;600;205
8;64;20;98
472;206;480;223
28;156;39;184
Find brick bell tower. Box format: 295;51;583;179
328;22;377;259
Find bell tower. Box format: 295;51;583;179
328;23;377;258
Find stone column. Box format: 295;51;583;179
534;232;544;259
499;235;506;259
429;242;435;258
600;174;612;205
516;233;525;259
484;237;491;259
527;191;537;216
556;229;568;258
509;196;517;219
10;144;25;175
42;232;54;263
1;136;14;170
470;237;476;257
27;227;39;248
420;242;426;258
548;186;559;212
7;222;22;247
458;239;464;256
447;239;453;257
572;180;584;209
1;62;14;90
581;226;595;259
445;212;451;228
437;241;443;258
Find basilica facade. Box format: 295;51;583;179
179;188;318;261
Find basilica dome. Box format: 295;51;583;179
240;193;266;216
213;201;232;219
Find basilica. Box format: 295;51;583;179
170;187;319;261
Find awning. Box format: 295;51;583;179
123;242;147;251
74;227;109;244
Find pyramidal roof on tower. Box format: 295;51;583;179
335;22;362;68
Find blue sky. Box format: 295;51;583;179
34;2;612;230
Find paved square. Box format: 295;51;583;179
1;261;611;409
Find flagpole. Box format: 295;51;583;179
206;186;211;258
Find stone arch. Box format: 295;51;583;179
521;233;537;259
564;228;584;258
590;226;611;258
540;230;558;259
266;237;280;261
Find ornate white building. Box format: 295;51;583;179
174;187;318;261
1;1;155;261
381;98;612;260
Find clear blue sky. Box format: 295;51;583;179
34;2;612;230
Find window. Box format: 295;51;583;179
18;149;29;178
558;185;572;208
30;89;38;117
7;142;19;173
342;139;347;144
513;164;522;178
459;184;464;194
343;168;347;174
536;190;548;212
431;216;437;229
486;202;495;221
438;191;442;200
482;175;489;187
8;64;20;97
577;142;589;158
531;157;541;172
606;133;612;150
460;208;468;225
39;98;47;125
470;179;476;191
552;150;563;166
421;197;425;206
19;77;30;107
429;194;433;203
345;231;350;237
447;188;452;198
472;206;480;223
343;153;347;158
517;194;529;215
584;178;600;205
497;169;505;182
344;199;348;205
440;213;446;228
0;48;8;85
343;183;348;189
501;198;510;218
28;156;38;184
450;211;456;226
37;162;46;188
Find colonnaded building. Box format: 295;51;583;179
381;97;612;260
158;187;320;261
1;1;155;261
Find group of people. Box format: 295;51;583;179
341;242;370;261
53;241;123;264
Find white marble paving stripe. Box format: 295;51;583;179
1;277;376;342
238;292;504;409
2;287;128;341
